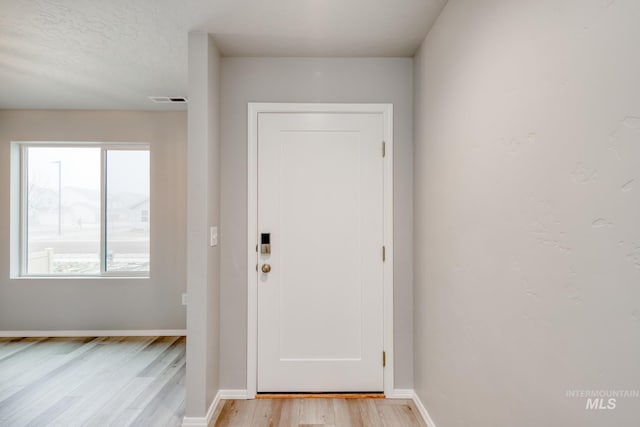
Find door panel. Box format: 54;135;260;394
257;112;384;392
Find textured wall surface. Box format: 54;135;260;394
219;57;414;390
0;110;187;330
185;33;221;418
414;0;640;426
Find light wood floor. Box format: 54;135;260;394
0;336;186;426
212;398;427;427
0;337;424;427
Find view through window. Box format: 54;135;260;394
24;145;150;276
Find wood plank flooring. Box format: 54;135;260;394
212;398;427;427
0;336;185;427
0;337;425;427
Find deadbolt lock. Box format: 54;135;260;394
261;233;271;254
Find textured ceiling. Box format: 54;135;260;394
0;0;447;110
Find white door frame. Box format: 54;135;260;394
247;102;394;398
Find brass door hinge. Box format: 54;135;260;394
382;246;386;262
383;351;386;367
382;141;386;158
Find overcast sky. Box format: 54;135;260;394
28;147;149;196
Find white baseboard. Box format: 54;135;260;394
219;389;250;399
388;388;414;399
412;390;438;427
0;329;187;337
182;390;222;427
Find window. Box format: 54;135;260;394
20;143;150;277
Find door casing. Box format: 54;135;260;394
247;102;394;397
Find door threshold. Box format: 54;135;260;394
256;392;385;399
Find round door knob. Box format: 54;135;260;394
261;264;271;273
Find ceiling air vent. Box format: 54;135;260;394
149;96;188;104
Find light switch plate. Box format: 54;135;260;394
210;226;218;247
181;293;187;306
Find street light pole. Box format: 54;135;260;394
52;161;61;235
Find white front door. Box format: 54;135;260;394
256;108;387;392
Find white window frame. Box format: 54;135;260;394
18;142;150;278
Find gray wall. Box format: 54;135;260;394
0;110;187;330
185;33;221;417
414;0;640;426
219;57;414;390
